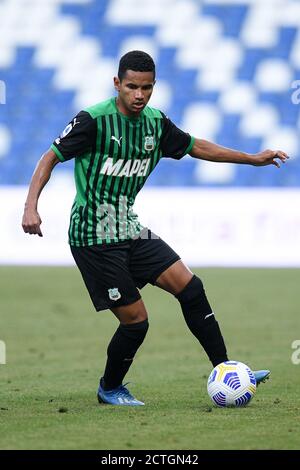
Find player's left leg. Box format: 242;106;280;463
130;229;228;368
155;260;228;367
155;261;270;383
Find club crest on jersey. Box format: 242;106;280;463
144;135;155;151
108;288;121;301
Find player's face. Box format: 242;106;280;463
114;70;155;116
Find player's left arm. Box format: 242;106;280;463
189;138;289;168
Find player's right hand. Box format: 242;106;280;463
22;208;43;237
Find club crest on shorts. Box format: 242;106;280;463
144;135;155;151
108;287;121;301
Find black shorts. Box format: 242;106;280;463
70;228;180;311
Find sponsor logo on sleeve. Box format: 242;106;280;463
60;117;80;139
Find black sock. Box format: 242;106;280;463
176;275;228;367
102;319;149;390
192;318;228;367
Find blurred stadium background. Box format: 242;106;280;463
0;0;300;265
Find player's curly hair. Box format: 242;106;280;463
118;50;155;81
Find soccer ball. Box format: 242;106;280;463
207;360;256;407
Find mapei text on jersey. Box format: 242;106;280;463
100;157;151;177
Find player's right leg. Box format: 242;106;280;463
70;244;148;406
97;299;148;406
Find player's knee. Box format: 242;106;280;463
123;310;148;324
175;275;214;323
112;299;148;324
176;275;204;303
107;319;149;359
119;319;149;344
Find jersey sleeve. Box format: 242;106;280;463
51;111;96;162
160;114;195;160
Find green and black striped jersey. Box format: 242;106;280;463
51;97;194;246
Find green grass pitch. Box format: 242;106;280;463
0;266;299;450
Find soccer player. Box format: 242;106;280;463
22;50;286;406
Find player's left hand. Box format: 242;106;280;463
251;149;289;168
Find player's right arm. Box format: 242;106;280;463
22;111;96;237
22;149;60;237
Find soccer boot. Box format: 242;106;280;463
97;380;145;406
253;369;270;385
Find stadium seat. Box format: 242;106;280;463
0;0;299;186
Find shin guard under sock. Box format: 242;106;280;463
102;319;149;390
176;275;228;367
